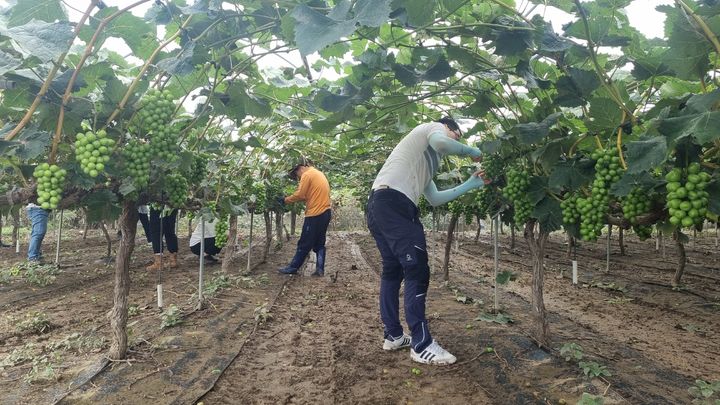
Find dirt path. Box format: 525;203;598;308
1;229;717;404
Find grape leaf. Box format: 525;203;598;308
625;137;668;174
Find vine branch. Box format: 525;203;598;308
5;0;101;142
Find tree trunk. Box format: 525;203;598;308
524;220;549;347
274;210;283;249
619;227;626;256
187;217;193;239
290;211;296;236
263;211;271;263
109;201;137;360
100;221;112;258
12;209;19;247
566;234;575;259
474;216;482;243
672;231;686;287
442;213;459;281
222;215;238;273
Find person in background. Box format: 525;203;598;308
366;117;489;366
26;202;50;263
146;206;179;270
138;205;151;243
278;159;332;276
189;217;221;263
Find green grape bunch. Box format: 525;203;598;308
123;139;151;187
448;200;464;217
33;163;66;210
503;167;532;225
560;193;581;225
481;155;504;182
135;89;175;133
622;188;653;225
462;192;479;225
188;154;209;186
665;162;710;228
632;224;653;241
131;89;179;163
148;126;180;163
165;174;188;208
75;129;114;177
578;149;625;241
249;181;267;213
214;215;229;248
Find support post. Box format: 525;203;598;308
197;217;205;310
606;225;611;272
54;209;64;265
493;214;499;312
247;211;254;274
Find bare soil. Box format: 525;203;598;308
1;225;718;404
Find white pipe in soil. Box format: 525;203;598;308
158;208;164;309
606;225;611;272
572;260;578;285
157;284;163;309
54;209;63;265
247;211;254;274
661;231;665;258
198;217;205;310
16;238;19;254
493;214;499;312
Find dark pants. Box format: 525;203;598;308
149;208;178;254
190;237;222;256
367;189;432;353
287;209;331;273
138;212;151;242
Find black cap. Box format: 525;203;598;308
288;158;312;180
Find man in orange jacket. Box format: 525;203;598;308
278;159;332;276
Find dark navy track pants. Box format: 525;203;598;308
287;209;331;272
366;188;432;353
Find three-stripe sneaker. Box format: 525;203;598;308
382;334;411;351
410;340;457;365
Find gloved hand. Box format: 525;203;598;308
276;196;286;206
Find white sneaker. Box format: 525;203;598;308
410;340;457;365
383;334;411;351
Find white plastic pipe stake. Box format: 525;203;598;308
572;260;578;285
157;284;163;309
